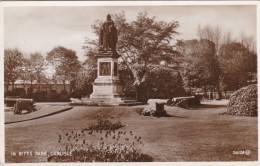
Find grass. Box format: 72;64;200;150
5;100;258;162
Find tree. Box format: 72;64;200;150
83;11;180;100
47;46;81;93
239;31;256;52
219;42;257;92
197;24;222;99
177;39;216;96
222;30;233;45
4;48;24;93
23;52;46;92
70;64;97;98
138;66;186;101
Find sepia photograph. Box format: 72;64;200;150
1;1;258;165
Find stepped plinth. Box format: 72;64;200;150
86;50;124;105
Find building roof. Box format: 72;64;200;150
6;80;70;85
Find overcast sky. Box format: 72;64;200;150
4;5;256;62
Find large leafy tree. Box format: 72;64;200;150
47;46;81;92
4;48;24;92
83;11;180;100
23;52;46;92
177;39;216;95
197;24;222;99
219;42;257;92
70;64;97;98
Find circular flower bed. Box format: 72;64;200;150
227;84;257;116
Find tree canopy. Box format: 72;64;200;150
177;39;217;94
219;42;257;91
23;52;46;91
83;11;181;100
4;48;24;91
47;46;81;91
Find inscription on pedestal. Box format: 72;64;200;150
99;62;111;76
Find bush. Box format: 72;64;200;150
84;114;123;131
12;88;26;97
59;90;69;102
227;84;257;116
46;90;60;102
48;129;151;162
32;91;47;102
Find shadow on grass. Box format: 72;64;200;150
136;110;187;118
164;114;187;118
5;107;73;124
195;104;226;109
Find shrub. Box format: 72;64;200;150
84;114;123;131
46;90;60;102
59;90;69;102
32;91;47;102
227;84;257;116
48;129;151;162
12;88;26;97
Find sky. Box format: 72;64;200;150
4;5;257;62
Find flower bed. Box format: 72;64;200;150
48;129;151;162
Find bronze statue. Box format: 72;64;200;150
99;14;118;51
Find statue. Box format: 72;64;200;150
99;14;118;51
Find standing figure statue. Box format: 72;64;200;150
99;14;118;51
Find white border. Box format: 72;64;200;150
0;1;259;166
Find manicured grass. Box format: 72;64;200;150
5;100;258;162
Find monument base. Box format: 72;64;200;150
90;77;124;100
70;49;143;106
71;98;143;106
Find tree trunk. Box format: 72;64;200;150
30;80;33;93
38;84;41;91
63;80;66;91
203;86;207;99
5;82;9;96
38;79;41;91
12;81;15;92
135;85;140;101
210;89;214;100
216;82;222;100
69;81;72;95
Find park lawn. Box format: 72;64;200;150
5;105;73;124
5;100;258;162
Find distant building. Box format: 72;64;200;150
5;80;70;94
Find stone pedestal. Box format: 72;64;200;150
89;51;124;104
